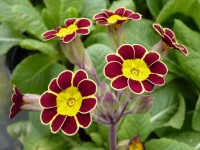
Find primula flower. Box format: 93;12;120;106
10;86;41;119
104;44;168;94
153;23;188;56
93;7;141;26
128;136;145;150
42;18;91;43
40;70;97;135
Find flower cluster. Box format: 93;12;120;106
40;70;97;135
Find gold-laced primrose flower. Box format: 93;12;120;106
40;70;97;135
104;44;168;94
153;23;188;56
93;7;141;26
42;18;91;43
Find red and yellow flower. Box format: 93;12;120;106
104;44;168;94
93;7;141;26
10;86;41;118
40;70;97;135
128;136;145;150
153;23;188;56
42;18;91;43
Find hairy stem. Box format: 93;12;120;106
109;124;117;150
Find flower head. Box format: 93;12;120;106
42;18;91;43
40;70;97;135
93;7;141;26
10;86;41;119
153;23;188;56
128;136;145;150
104;44;168;94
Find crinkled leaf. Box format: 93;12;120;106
81;0;107;19
109;0;135;11
11;53;66;94
145;138;195;150
0;24;24;55
0;0;48;39
87;44;113;83
117;113;151;141
42;0;82;29
192;95;200;132
19;39;59;56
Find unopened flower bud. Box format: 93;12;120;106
98;82;110;96
133;95;153;114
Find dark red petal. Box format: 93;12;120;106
142;80;154;92
61;116;78;135
106;54;123;64
78;79;96;97
104;62;122;79
116;20;127;25
162;34;174;47
57;71;72;90
73;70;87;87
103;10;114;17
123;9;133;17
96;20;108;25
114;7;125;16
49;78;62;93
164;28;175;39
40;92;57;108
111;75;128;89
9;103;21;119
76;28;90;35
12;93;23;104
41;108;57;124
77;18;91;28
63;32;76;43
150;61;168;75
44;35;57;40
65;18;76;27
93;13;107;20
143;52;160;66
175;44;189;56
128;13;141;20
79;98;97;113
117;44;135;60
147;74;165;85
51;115;66;133
13;86;23;98
76;112;91;128
133;44;146;59
128;79;143;94
153;23;164;35
42;30;56;37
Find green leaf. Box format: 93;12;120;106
0;0;48;39
163;95;185;129
19;39;59;56
11;53;66;94
84;33;112;49
173;20;200;89
87;44;113;82
109;0;135;11
146;0;168;18
192;95;200;132
145;138;195;150
70;142;105;150
42;0;82;29
117;113;151;141
81;0;107;19
90;132;104;146
156;0;200;30
124;19;159;49
0;24;24;55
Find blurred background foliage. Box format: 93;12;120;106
0;0;200;149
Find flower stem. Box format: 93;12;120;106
109;123;117;150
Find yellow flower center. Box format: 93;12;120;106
56;86;82;116
128;138;144;150
122;59;151;81
107;14;128;24
55;24;78;38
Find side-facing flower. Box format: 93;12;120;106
93;7;141;26
42;18;91;43
104;44;168;94
40;70;97;135
10;86;41;119
153;23;188;56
